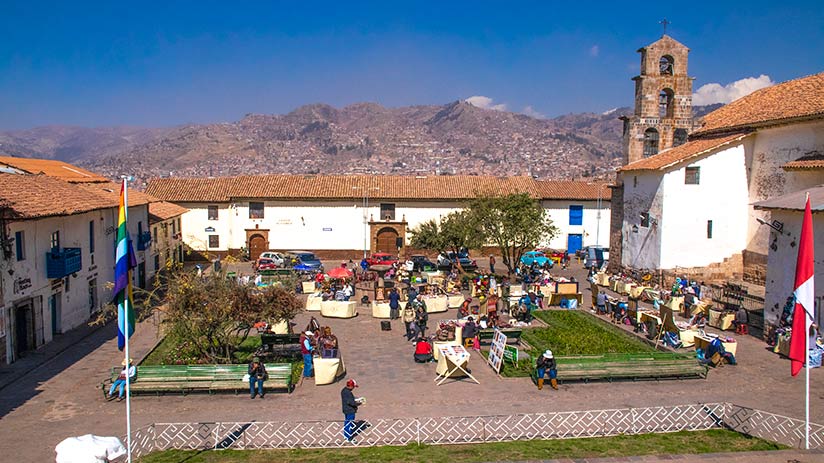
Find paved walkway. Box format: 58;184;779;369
1;261;822;462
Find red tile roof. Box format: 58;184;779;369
149;201;189;223
782;154;824;171
145;175;610;202
0;156;109;183
620;133;751;172
694;72;824;135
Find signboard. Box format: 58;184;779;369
486;328;507;373
13;277;32;294
204;226;215;232
503;345;518;365
322;227;333;231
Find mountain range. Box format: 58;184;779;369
0;102;721;188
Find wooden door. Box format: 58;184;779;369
249;234;267;259
375;228;398;253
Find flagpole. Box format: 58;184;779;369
121;175;132;463
805;196;811;451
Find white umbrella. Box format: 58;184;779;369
55;435;126;463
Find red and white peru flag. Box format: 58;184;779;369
789;195;815;377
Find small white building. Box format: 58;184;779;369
616;72;824;280
148;202;188;273
145;175;611;258
754;186;824;328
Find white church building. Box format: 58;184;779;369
145;175;610;259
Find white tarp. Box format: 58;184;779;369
55;435;126;463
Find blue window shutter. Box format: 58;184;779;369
569;205;583;226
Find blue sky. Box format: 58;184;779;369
1;1;822;129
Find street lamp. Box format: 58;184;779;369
353;186;380;258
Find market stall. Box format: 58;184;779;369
694;334;738;357
305;293;322;311
434;345;479;385
447;294;465;308
313;356;346;385
370;301;392;318
433;322;463;361
320;301;358;318
421;294;448;313
709;309;735;331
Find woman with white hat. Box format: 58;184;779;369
535;350;558;390
108;358;136;401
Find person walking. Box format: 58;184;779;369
341;378;362;442
248;356;268;399
402;301;416;339
388;288;401;320
535;349;558;390
300;330;315;379
489;254;496;274
415;302;428;336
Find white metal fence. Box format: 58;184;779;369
124;402;823;459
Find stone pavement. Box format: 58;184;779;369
1;261;822;462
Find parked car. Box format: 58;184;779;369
254;258;278;272
583;246;609;270
520;250;553;268
367;252;398;266
437;251;477;271
258;252;285;267
410;255;436;272
286;250;323;271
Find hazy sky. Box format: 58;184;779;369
1;1;822;129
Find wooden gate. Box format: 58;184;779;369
248;234;268;259
375;228;398;253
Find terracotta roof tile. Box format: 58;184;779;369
75;182;157;207
694;72;824;135
0;174;118;218
145;175;610;202
149;201;189;223
0;156;109;183
782;153;824;170
620;133;751;172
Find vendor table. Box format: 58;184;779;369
628;285;650;300
434;345;479;385
678;327;698;348
640;311;662;326
694;334;738;357
371;301;392;318
305;294;322;311
539;285;553;299
665;296;684;313
433;326;463;361
547;293;583;306
320;301;358;318
615;281;632;296
421;295;449;313
270;320;289;335
632;309;657;324
313;357;345;385
596;273;610;287
447;294;465;308
709;309;735;331
302;281;317;294
422;271;443;281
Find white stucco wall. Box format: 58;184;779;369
541;200;611;250
178;198;610;252
762;210;824;329
658;143;750;268
1;205;149;364
620;171;664;269
746;120;824;256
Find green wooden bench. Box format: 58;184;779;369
100;363;293;397
532;352;707;383
478;329;523;344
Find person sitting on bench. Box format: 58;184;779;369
413;338;434;363
535;350;557;390
108;358;136;401
462;317;478;349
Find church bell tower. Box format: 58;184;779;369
621;35;694;165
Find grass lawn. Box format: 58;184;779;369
487;310;657;377
138;429;784;463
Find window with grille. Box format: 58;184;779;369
643;128;659;157
685;166;700;185
249;202;264;219
208;205;219;220
568;205;583;226
208;235;220;248
380;203;395;221
673;128;688;147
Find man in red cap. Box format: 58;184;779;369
341;378;361;442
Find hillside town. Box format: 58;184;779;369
0;11;823;463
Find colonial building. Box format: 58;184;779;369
754;186;824;328
145;175;610;258
615;72;824;289
148;201;188;273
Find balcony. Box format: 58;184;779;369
137;231;152;251
46;248;82;279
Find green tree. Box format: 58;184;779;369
409;210;482;272
161;272;303;363
468;193;558;275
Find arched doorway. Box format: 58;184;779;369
375;227;399;253
248;234;268;259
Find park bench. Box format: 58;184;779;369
101;363;293;397
259;333;302;360
478;329;522;344
532;352;707;383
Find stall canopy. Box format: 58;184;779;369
327;267;354;279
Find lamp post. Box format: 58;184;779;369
353;186;380;258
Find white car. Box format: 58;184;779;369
258;252;285;267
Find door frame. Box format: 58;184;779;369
567;233;583;254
